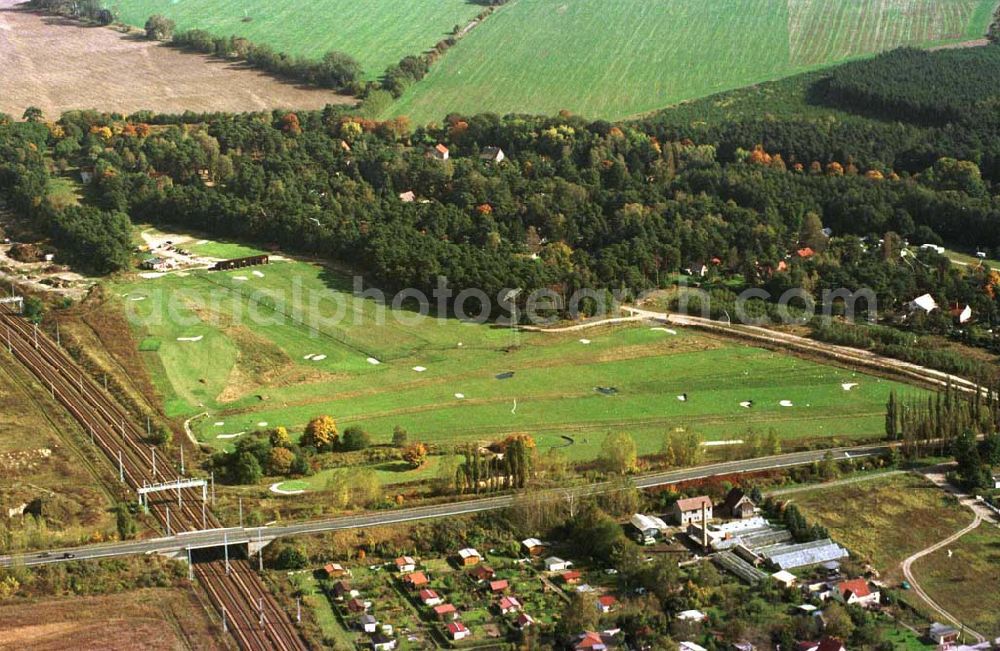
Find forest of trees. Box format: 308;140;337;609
2;47;1000;333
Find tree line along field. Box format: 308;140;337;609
109;0;485;80
112;236;918;471
387;0;997;122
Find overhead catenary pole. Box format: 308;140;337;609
166;506;171;536
118;450;124;483
180;445;185;475
224;532;230;575
187;547;193;580
258;528;263;572
239;498;243;528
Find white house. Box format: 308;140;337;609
676;609;707;623
480;146;505;163
371;633;396;651
419;589;443;607
630;513;668;545
448;621;470;640
771;570;797;588
907;293;939;314
920;243;946;255
431;144;450;161
544;556;572;572
670;496;713;525
834;579;880;608
360;614;379;633
395;556;416;573
680;642;708;651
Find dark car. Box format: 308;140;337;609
62;552;75;559
37;552;50;558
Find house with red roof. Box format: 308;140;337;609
433;603;457;620
796;247;815;259
419;589;443;606
448;621;471;640
395;556;416;572
596;595;617;613
469;564;495;582
324;562;348;578
796;637;845;651
516;613;535;629
403;571;428;588
834;579;879;608
498;596;522;614
489;579;509;593
574;630;618;650
561;570;582;584
431;144;450;161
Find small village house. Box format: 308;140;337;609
796;637;846;651
521;538;545;556
359;613;379;633
448;621;471;641
346;597;368;613
684;262;708;277
950;303;973;324
324;562;348;579
907;293;939;315
489;579;509;593
670;495;713;525
926;622;960;646
331;580;352;600
574;631;618;650
479;146;505;163
499;596;522;614
596;595;617;613
370;632;396;651
398;190;416;203
732;643;756;651
457;548;481;566
676;609;707;623
419;589;443;606
720;488;756;519
469;564;495;582
433;603;457;620
560;570;582;584
516;613;534;630
834;579;879;608
431;144;450;161
629;513;667;545
545;556;572;572
771;570;797;589
680;643;708;651
395;556;416;573
403;571;428;588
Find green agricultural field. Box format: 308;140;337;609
387;0;996;122
112;242;919;475
110;0;483;79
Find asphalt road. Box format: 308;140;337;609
0;443;886;568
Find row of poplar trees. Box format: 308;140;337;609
885;380;1000;458
455;434;535;494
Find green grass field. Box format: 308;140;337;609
387;0;996;121
110;0;483;79
112;240;919;473
912;523;1000;637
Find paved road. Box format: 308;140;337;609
0;444;886;568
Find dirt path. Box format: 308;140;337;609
765;469;905;497
899;467;997;644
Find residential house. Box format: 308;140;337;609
796;637;846;651
359;613;379;633
431;144;450;161
920;243;946;255
574;631;618;650
489;579;509;594
331;580;352;601
457;548;481;566
370;633;396;651
433;603;457;620
684;262;708;277
950;303;973;324
403;571;428;588
448;621;471;641
561;570;582;584
79;167;95;184
721;488;756;519
324;562;348;579
680;643;708;651
670;496;713;526
676;609;707;623
346;598;368;613
398;191;416;203
140;257;169;272
771;570;797;589
907;293;939;315
596;595;617;613
469;564;495;582
395;556;416;573
545;556;572;572
993;475;1000;490
834;579;879;608
521;538;545;556
479;146;505;164
498;596;522;614
419;589;443;606
926;622;960;646
796;247;816;259
732;643;756;651
516;613;535;630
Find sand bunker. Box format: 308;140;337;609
779;400;794;407
139;272;164;279
841;383;859;391
677;394;688;402
455;393;465;399
739;401;753;408
177;335;204;342
703;440;744;447
311;354;327;362
252;270;265;278
217;432;245;440
412;366;427;373
651;327;677;335
257;421;268;427
214;421;225;427
233;276;249;281
579;338;591;345
366;357;381;365
269;482;305;495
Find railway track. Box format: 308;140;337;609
1;305;306;651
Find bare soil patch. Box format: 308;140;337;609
0;1;355;117
0;588;226;651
